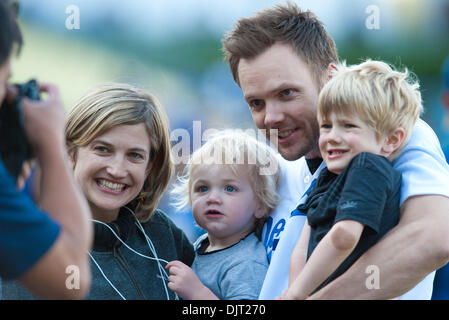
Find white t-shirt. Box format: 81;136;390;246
259;119;449;300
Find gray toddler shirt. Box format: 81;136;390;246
192;232;268;300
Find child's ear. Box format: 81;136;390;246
254;202;266;220
381;128;405;155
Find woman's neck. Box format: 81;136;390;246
90;204;120;223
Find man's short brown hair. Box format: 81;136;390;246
222;1;338;87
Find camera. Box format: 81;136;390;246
0;79;40;181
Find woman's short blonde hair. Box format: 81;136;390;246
171;129;280;237
318;59;423;159
65;83;173;221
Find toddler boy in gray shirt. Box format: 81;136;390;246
166;130;280;299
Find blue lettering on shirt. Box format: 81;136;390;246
263;178;317;262
290;208;306;217
263;217;286;262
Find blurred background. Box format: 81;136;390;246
12;0;449;241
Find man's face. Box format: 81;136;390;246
0;55;12;104
238;42;322;161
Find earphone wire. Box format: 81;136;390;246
89;206;177;300
133;218;171;300
91;219;166;264
88;252;126;300
123;206;175;300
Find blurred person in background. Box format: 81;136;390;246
431;55;449;300
0;0;92;299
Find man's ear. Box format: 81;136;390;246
325;63;338;82
382;128;405;156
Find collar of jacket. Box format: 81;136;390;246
93;207;135;251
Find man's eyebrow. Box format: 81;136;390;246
270;82;301;94
244;94;256;102
244;82;301;101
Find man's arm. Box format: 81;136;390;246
16;84;92;299
309;195;449;299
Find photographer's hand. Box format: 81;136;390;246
20;83;66;158
17;82;93;299
16;159;33;190
3;84;18;106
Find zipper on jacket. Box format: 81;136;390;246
113;245;145;299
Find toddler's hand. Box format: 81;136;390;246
166;260;205;300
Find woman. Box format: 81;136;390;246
2;83;194;300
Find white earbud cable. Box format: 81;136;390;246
89;206;177;300
88;252;127;300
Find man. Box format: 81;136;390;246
0;0;92;299
222;2;449;299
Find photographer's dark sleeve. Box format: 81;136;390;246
0;159;60;279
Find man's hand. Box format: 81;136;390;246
16;159;33;190
21;83;66;159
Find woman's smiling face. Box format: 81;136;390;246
72;123;151;222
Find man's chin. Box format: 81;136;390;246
278;147;303;161
278;143;320;161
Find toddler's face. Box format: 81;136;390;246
318;112;386;174
190;164;263;244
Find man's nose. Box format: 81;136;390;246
264;102;285;128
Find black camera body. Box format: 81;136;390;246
0;79;40;180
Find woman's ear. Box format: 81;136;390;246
381;128;405;156
68;149;77;170
145;161;153;178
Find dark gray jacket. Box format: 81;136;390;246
2;208;194;300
